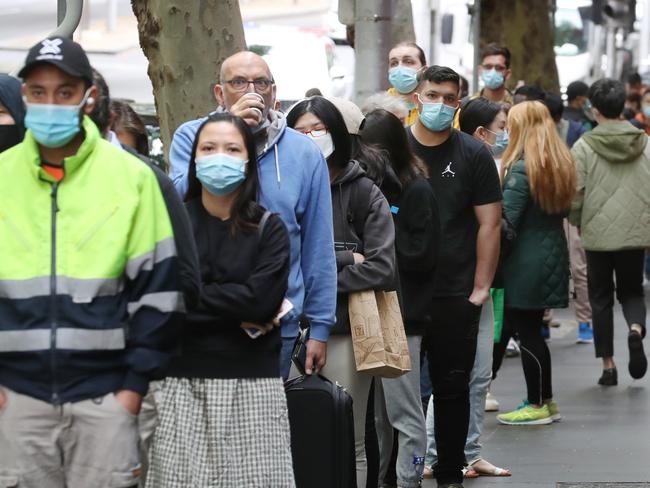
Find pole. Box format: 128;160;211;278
107;0;118;33
605;26;617;77
639;0;650;68
57;0;67;26
50;0;83;39
471;0;481;94
354;0;392;103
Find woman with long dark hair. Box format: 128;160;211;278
287;97;396;488
146;113;294;487
360;109;440;487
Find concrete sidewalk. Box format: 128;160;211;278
423;295;650;488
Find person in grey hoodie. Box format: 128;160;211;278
569;78;650;386
287;96;396;488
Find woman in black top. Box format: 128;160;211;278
146;113;294;488
360;109;440;487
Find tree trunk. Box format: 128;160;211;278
131;0;246;163
480;0;559;92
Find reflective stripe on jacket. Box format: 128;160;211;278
0;116;183;403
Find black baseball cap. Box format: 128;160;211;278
18;36;93;85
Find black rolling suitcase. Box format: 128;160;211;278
284;327;357;488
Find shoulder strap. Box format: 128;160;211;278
349;176;375;239
257;210;272;243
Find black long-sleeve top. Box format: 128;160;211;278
168;199;290;379
387;176;440;334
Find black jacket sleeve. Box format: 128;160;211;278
198;215;291;324
149;164;202;310
121;143;202;310
395;178;440;273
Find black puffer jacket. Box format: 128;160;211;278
330;161;396;335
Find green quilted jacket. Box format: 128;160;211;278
569;121;650;251
501;160;569;309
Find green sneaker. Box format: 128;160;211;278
515;398;561;422
548;400;562;422
497;404;553;425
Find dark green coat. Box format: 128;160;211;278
501;160;569;310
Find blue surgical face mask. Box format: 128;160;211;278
24;89;91;148
195;153;248;196
481;69;505;90
389;66;419;94
487;129;509;157
417;95;456;132
642;107;650;119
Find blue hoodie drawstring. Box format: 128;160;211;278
274;144;281;188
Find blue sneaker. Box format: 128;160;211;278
576;322;593;344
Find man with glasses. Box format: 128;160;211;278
474;43;514;105
169;51;336;381
407;66;502;488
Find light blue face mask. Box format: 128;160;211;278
481;69;505;90
642;107;650;119
487;129;509;157
417;95;456;132
196;153;248;196
24;89;91;148
389;66;419;94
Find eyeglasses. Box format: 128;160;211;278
223;77;273;92
481;63;507;72
299;128;328;137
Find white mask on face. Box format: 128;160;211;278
307;132;335;159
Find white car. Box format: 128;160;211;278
245;24;354;108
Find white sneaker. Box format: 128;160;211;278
505;337;520;357
485;391;500;412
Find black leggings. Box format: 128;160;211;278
505;308;552;405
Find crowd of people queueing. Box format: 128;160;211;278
0;35;648;488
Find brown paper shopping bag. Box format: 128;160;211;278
348;290;411;378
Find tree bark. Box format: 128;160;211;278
131;0;246;163
480;0;559;92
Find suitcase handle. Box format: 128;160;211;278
291;327;309;376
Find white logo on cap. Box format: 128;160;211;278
36;39;64;61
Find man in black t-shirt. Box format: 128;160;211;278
407;66;502;487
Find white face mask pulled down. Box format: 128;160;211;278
307;132;334;159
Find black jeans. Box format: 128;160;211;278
505;308;552;405
586;249;647;358
423;296;480;485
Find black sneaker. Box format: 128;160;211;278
628;330;647;379
438;485;464;488
598;368;618;386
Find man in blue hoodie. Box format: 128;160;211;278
170;51;336;379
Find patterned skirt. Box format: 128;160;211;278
145;377;296;488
